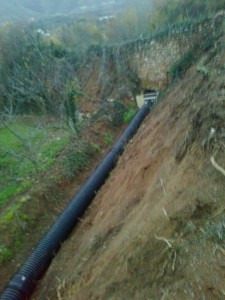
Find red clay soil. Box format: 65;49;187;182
33;42;224;299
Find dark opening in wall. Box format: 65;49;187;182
144;90;159;105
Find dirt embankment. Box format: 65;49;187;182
33;38;225;300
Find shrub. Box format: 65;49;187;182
204;219;225;243
103;133;114;146
169;34;216;80
123;105;136;123
170;48;197;79
62;142;95;180
109;100;127;128
0;245;13;264
91;143;101;153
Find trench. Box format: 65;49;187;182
0;100;153;300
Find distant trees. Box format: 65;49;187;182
0;24;80;120
0;0;224;120
104;8;141;42
58;21;104;53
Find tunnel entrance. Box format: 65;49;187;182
136;90;159;108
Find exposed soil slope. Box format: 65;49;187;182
34;39;225;300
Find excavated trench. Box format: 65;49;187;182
0;93;158;300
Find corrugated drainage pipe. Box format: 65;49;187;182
0;102;151;300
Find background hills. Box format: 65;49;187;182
0;0;127;23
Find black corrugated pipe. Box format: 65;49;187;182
0;102;151;300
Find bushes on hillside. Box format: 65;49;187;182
169;33;219;80
149;0;225;31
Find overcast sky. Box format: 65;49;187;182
0;0;155;23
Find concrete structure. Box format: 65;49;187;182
136;91;159;108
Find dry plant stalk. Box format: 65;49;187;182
210;156;225;176
162;208;170;221
159;178;167;196
155;234;173;248
171;250;177;271
56;278;66;300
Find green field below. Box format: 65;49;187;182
0;119;70;208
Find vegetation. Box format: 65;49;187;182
0;118;70;207
0;1;224;116
0;245;13;264
0;24;83;119
149;0;225;31
169;33;218;80
0;0;223;209
204;218;225;244
123;105;136;123
103;132;114;146
0;0;224;276
62;141;96;180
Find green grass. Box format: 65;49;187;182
0;120;70;207
123;105;136;123
38;135;69;171
62;142;95;180
0;245;13;264
204;219;225;244
103;132;114;146
91;143;101;153
0;185;22;205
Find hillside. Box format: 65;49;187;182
0;1;225;299
33;34;225;299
